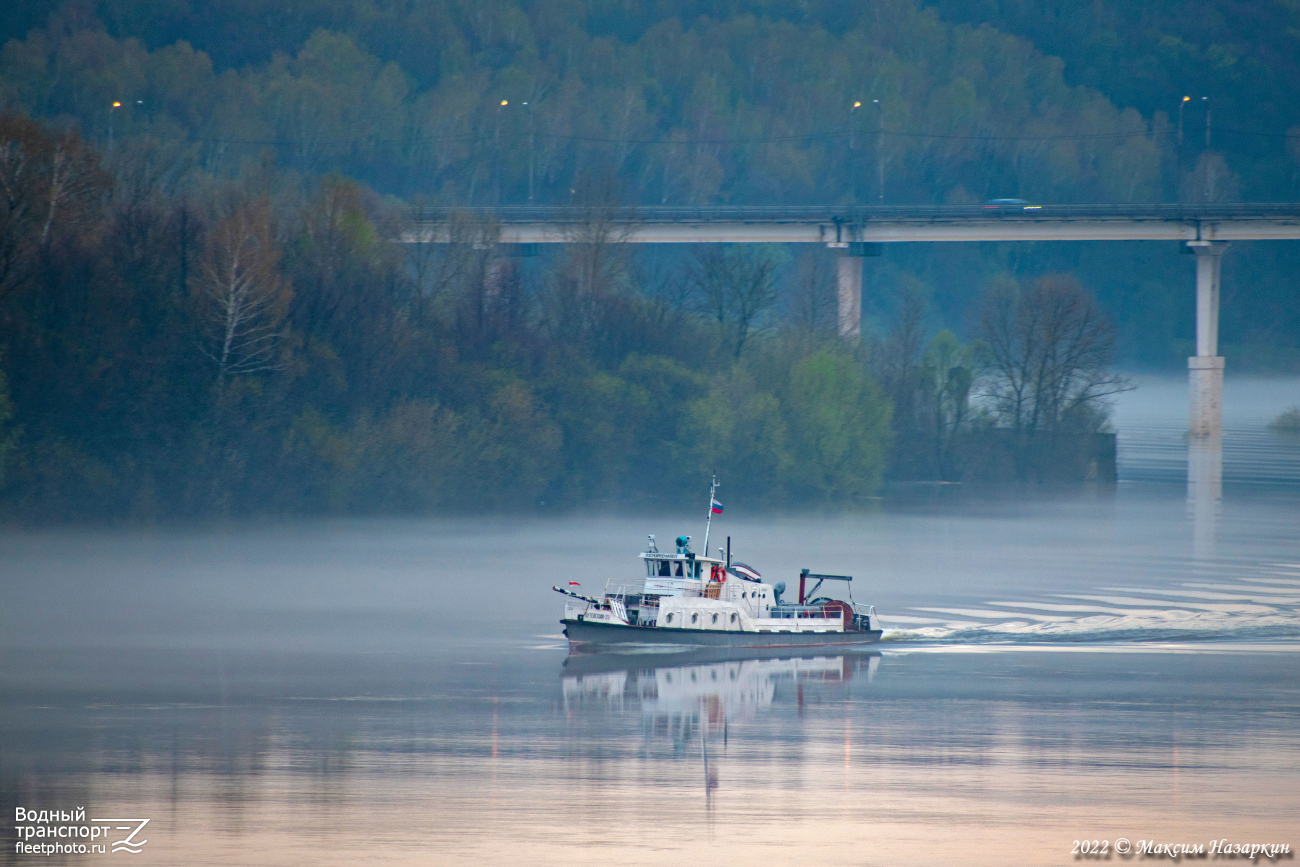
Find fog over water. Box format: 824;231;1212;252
3;376;1299;865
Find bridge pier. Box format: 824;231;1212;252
1187;242;1229;438
836;253;863;338
1186;241;1228;559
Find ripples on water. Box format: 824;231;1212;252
1116;376;1300;487
2;377;1300;865
883;560;1300;643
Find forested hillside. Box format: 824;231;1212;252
2;0;1297;364
9;0;1291;205
0;1;1297;520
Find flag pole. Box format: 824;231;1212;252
702;475;718;557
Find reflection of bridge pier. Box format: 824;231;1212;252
1188;435;1222;559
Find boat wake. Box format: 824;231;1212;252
879;562;1300;645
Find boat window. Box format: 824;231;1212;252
711;613;719;624
690;613;698;624
730;613;737;623
665;613;674;623
674;561;684;577
658;560;671;576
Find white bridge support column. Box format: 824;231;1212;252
1186;241;1228;559
836;253;863;338
1187;242;1229;438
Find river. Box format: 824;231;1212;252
2;376;1298;865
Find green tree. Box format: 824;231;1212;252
681;369;792;499
919;329;974;481
460;381;562;506
785;351;892;500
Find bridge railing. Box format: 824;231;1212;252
421;203;1300;224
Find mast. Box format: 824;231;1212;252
702;475;719;557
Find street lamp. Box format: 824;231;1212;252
496;100;509;204
849;101;862;203
1202;96;1212;202
522;101;535;203
1177;96;1190;202
109;101;121;148
874;99;884;204
499;99;537;203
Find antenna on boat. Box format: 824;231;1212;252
702;474;719;557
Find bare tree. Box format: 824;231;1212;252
785;248;838;339
540;170;635;346
976;274;1129;478
561;171;634;288
871;282;931;479
0;132;35;298
0;115;108;298
690;244;781;359
40;136;104;245
197;198;291;388
400;198;497;323
875;284;928;409
1183;152;1240;203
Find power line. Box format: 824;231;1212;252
143;122;1300;149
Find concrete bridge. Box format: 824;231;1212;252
415;203;1300;450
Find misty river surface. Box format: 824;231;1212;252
3;377;1300;865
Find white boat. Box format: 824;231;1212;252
554;478;883;651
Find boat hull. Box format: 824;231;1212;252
563;618;883;651
563;644;881;677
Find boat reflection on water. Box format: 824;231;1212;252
562;647;880;716
562;648;879;792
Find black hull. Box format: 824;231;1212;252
562;618;883;652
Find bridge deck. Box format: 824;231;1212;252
415;203;1300;244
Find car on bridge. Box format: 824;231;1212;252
983;198;1039;210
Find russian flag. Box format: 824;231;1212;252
711;499;724;514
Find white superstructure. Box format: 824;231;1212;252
630;541;851;634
